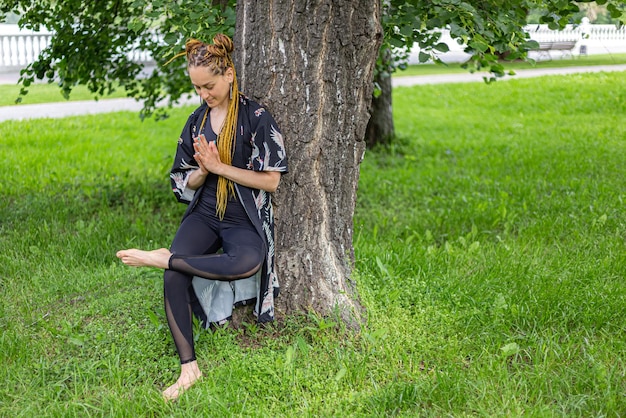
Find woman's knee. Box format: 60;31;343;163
230;245;264;276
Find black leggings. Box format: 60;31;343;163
163;211;264;364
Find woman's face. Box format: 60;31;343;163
189;65;233;109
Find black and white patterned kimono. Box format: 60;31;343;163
170;95;288;325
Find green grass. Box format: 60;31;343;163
1;71;626;416
395;52;626;77
0;82;129;106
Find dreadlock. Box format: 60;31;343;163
180;34;240;219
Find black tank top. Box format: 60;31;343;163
194;119;249;224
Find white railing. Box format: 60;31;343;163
525;18;626;43
0;24;154;73
526;19;626;43
0;25;52;69
525;19;626;59
3;21;625;71
408;18;626;64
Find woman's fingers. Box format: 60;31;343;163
194;134;207;151
194;135;222;173
207;140;219;157
194;135;210;159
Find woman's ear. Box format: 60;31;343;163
225;67;235;83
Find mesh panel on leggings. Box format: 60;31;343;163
169;249;262;281
163;270;196;364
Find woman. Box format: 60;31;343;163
116;34;288;401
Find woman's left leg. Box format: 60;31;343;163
168;226;264;281
116;227;262;281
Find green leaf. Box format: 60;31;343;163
525;40;540;50
128;19;144;34
399;25;413;37
500;342;520;358
469;40;488;53
389;36;405;48
163;33;178;45
418;51;431;63
434;42;449;53
607;4;622;19
334;367;347;382
448;23;467;38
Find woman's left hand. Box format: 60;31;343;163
194;135;223;175
193;134;282;193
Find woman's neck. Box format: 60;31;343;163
210;103;229;135
210;99;230;115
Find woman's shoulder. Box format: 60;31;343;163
239;94;260;109
238;94;274;122
186;103;208;124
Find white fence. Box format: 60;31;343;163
2;20;625;72
0;24;154;73
527;19;626;58
0;25;53;69
408;18;626;64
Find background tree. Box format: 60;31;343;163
0;0;236;118
365;0;626;147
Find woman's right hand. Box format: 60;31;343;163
194;134;223;175
193;135;211;175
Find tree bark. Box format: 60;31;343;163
365;71;394;148
234;1;382;325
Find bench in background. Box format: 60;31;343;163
535;40;578;59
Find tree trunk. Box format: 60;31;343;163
234;1;382;325
365;71;394;148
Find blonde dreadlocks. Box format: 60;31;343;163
178;34;240;219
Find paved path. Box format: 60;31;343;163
0;98;148;122
0;95;197;122
1;64;625;122
392;64;626;87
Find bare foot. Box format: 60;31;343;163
116;248;171;269
162;361;203;402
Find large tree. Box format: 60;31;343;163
234;1;381;324
0;0;381;323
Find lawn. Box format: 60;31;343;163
0;82;129;106
1;70;625;416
